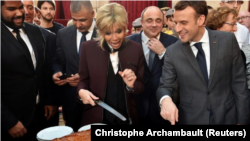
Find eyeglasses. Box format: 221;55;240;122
237;16;250;22
225;0;244;5
224;22;237;26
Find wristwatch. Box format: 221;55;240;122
159;51;165;56
126;86;134;92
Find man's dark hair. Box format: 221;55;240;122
70;0;93;13
35;6;40;14
37;0;56;10
175;1;208;20
207;5;213;10
166;15;173;20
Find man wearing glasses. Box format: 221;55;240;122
220;0;249;48
238;11;250;44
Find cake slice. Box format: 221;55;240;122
52;129;91;141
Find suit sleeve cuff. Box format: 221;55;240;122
158;49;166;60
159;95;171;107
126;86;134;92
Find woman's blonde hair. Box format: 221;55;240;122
206;6;237;30
95;3;128;49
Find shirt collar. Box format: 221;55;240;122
141;31;161;44
107;43;115;52
103;39;125;54
77;19;95;34
190;27;209;47
2;22;25;34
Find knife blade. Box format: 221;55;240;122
94;100;127;121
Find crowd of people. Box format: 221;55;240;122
1;0;250;141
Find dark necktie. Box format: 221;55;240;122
79;31;89;56
194;42;208;85
13;29;31;57
148;40;155;70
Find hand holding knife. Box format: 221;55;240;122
78;89;127;121
78;89;99;106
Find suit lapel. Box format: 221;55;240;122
182;42;207;85
24;23;39;69
91;27;97;39
207;29;218;88
1;23;34;68
69;26;78;59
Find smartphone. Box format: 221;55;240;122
59;74;70;80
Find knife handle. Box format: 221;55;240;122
94;100;100;105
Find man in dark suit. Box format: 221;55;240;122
52;1;97;131
1;0;50;140
157;1;250;125
23;0;59;129
127;6;178;125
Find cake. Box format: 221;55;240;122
52;129;91;141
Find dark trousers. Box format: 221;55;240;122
63;105;83;132
137;104;171;125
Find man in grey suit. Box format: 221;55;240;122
157;1;250;125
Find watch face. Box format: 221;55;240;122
129;88;134;92
160;51;165;56
126;86;134;92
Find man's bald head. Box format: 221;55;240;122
140;6;164;38
141;6;164;21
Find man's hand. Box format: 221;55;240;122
8;121;27;138
160;97;178;125
52;72;67;86
78;89;99;106
44;105;58;120
149;38;166;55
66;73;80;87
118;69;136;88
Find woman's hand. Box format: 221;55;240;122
119;69;136;88
78;89;99;106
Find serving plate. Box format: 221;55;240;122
78;123;106;132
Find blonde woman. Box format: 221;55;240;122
77;3;144;126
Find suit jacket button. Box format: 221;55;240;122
207;91;210;95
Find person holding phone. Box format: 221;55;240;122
77;3;144;126
52;0;97;131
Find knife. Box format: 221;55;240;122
94;100;127;121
